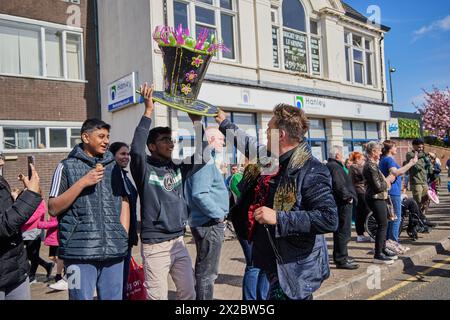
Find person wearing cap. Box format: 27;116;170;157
1;153;43;300
48;119;130;300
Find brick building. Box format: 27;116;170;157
0;0;100;196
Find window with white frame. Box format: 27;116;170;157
173;0;238;61
343;120;380;155
344;31;375;86
272;0;322;76
174;110;258;165
306;118;327;162
2;126;82;151
0;17;84;80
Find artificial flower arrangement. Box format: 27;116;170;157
135;25;226;117
152;24;230;55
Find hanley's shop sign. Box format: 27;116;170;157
108;72;142;112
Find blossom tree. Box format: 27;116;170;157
415;87;450;139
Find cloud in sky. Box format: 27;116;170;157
413;15;450;41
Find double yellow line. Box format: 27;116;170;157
367;256;450;300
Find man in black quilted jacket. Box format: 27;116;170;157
327;146;359;270
0;153;43;300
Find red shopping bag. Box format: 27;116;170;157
126;257;147;300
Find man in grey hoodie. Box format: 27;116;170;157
185;127;229;300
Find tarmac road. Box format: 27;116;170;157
357;252;450;300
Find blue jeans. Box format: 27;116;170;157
238;236;269;300
191;222;225;300
387;195;402;242
65;259;124;300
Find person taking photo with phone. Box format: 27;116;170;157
1;152;43;300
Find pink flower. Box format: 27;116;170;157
181;84;192;95
195;28;209;51
191;55;204;68
185;71;198;83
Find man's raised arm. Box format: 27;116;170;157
214;109;269;163
130;83;154;188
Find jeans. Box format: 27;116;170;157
0;278;30;300
122;247;133;300
367;199;388;257
65;259;124;300
387;195;402;242
237;236;269;300
333;203;353;264
191;222;225;300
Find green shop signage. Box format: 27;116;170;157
398;118;421;138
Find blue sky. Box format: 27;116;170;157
345;0;450;112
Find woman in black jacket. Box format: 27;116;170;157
0;155;42;300
363;142;397;265
349;152;371;243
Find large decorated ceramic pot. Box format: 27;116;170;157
139;25;228;117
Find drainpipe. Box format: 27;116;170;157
379;34;389;139
253;0;261;84
93;0;101;117
379;34;386;103
163;0;168;25
162;0;173;128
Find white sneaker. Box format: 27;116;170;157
49;279;68;291
357;235;372;243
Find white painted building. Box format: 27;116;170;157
97;0;391;163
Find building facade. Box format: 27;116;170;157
0;0;100;195
98;0;391;164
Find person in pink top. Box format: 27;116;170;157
20;196;54;284
38;214;67;291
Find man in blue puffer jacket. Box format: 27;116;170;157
48;119;130;300
215;104;338;300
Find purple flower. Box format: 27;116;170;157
185;71;198;83
173;24;185;45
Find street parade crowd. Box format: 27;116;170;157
0;25;446;301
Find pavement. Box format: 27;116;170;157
30;175;450;300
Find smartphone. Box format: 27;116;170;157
27;156;35;179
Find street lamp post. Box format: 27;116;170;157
388;60;396;111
